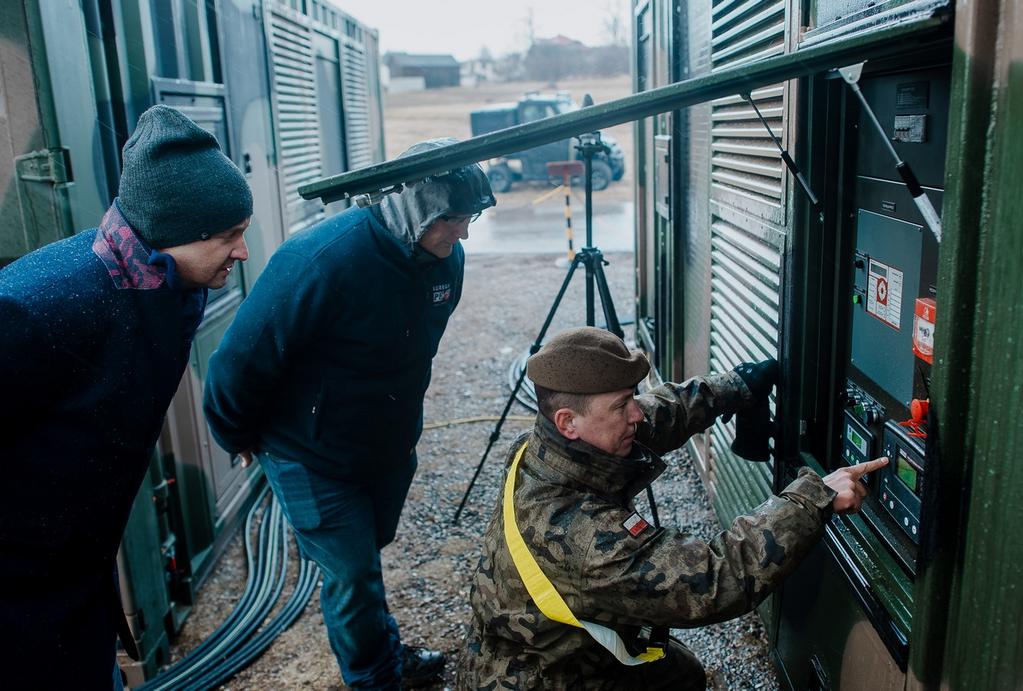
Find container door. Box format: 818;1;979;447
313;29;349;217
266;4;326;234
775;59;951;690
0;0;118;265
152;80;261;579
340;29;375;170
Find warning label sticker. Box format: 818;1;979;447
866;258;903;330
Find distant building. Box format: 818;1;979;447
535;34;586;49
461;56;497;87
384;52;460;89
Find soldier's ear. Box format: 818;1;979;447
553;408;579;439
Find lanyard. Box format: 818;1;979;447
502;442;665;666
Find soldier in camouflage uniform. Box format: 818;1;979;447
456;327;887;690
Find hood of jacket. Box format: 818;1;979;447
378;138;496;249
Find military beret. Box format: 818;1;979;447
527;327;650;394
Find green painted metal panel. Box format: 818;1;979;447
914;2;1023;686
944;58;1023;690
34;0;113;231
906;3;1017;687
775;536;907;690
116;465;173;685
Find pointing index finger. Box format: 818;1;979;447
851;457;889;476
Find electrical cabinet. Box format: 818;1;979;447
841;64;946;573
627;0;1019;685
776;57;950;689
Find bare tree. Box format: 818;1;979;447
602;0;628;47
521;6;536;49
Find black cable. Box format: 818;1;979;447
187;560;321;690
161;501;285;689
181;521;316;691
187;563;318;689
137;488;271;691
137;491;319;691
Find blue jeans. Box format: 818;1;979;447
259;451;417;690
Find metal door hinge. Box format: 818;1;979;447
16;147;72;184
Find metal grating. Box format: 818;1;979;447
341;38;373;170
710;0;785;69
710;0;786;217
711;85;785;213
705;1;787;516
707;215;783;517
269;9;325;234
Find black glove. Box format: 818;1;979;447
730;359;779;462
732;359;779;403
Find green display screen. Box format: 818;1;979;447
847;426;867;455
897;451;919;492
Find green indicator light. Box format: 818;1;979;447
852;294;861;304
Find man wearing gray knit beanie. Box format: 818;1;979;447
0;104;252;690
118;104;253;287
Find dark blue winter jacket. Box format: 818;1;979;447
203;205;463;481
0;202;206;685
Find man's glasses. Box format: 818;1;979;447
442;211;482;224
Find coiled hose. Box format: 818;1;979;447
136;486;319;691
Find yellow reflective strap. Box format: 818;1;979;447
503;443;581;628
640;647;666;662
502;442;665;666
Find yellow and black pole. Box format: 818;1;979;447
544;160;584;262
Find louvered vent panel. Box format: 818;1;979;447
711;0;786;215
342;39;372;170
707;217;782;516
711;0;785;69
269;10;324;233
711;85;785;212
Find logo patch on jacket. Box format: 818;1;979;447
431;283;452;305
623;512;650;538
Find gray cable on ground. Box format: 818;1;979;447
135;488;320;691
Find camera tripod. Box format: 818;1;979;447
453;125;660;527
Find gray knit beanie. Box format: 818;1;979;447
118;105;253;248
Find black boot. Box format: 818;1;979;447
401;645;445;687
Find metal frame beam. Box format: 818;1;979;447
300;9;951;204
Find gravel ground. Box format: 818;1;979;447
164;251;779;690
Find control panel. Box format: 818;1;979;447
880;422;925;543
836;65;948;572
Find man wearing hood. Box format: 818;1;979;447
203;139;496;689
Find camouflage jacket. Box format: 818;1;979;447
456;372;836;690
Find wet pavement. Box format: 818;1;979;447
463;197;635;255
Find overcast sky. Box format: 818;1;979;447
332;0;631;62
